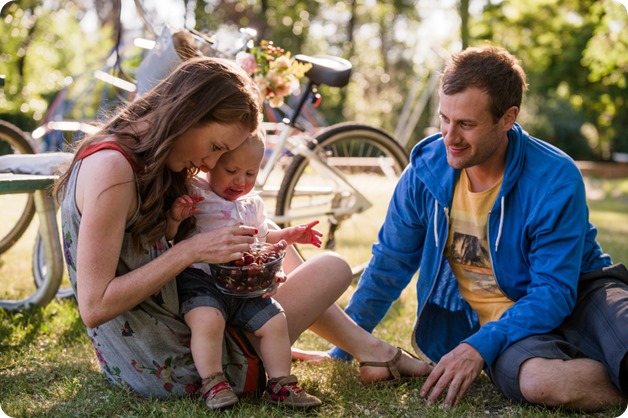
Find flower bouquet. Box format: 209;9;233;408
236;40;312;107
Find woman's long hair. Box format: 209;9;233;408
54;57;261;250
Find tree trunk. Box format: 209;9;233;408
459;0;470;49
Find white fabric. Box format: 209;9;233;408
135;26;184;97
190;176;268;274
0;152;73;175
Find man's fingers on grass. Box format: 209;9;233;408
426;374;452;406
420;368;441;397
444;380;462;407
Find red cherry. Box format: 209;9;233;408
260;280;272;288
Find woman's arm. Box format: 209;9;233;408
74;151;254;327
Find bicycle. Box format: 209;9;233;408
255;53;409;277
1;26;409;310
0;75;37;254
198;27;410;276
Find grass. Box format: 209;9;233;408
1;176;627;417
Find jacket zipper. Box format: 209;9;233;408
487;208;514;301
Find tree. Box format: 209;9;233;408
188;0;429;138
297;0;425;133
472;0;628;158
0;1;114;131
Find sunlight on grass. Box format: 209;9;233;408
1;176;626;417
585;177;628;261
0;195;70;303
0;194;39;300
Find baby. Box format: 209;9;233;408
168;131;323;410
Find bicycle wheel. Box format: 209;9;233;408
33;229;73;300
275;122;409;279
0;119;36;254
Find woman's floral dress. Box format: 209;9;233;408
61;153;263;397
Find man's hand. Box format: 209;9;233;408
420;343;485;407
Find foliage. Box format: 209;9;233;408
236;40;312;107
472;0;628;158
194;0;318;53
0;1;115;132
1;0;627;158
300;0;424;131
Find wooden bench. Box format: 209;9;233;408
0;173;64;310
0;172;57;192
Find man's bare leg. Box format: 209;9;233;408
519;357;626;411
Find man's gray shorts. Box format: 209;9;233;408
487;263;628;403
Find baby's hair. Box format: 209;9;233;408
246;129;266;153
251;128;266;145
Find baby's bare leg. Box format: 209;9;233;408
254;312;291;378
184;306;226;378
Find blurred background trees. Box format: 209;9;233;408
0;0;626;160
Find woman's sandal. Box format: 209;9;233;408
358;347;426;385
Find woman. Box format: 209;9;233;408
54;56;431;398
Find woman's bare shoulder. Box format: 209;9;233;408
80;146;136;182
76;143;137;202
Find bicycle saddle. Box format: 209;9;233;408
294;54;352;88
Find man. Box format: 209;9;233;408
330;45;628;411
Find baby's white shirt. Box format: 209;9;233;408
190;176;268;274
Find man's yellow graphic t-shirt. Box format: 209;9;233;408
445;169;513;325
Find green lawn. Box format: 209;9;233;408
585;177;628;262
0;176;627;417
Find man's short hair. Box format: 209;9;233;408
441;45;528;122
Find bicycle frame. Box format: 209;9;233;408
257;121;373;224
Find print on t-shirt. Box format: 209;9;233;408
449;231;500;295
445;169;514;324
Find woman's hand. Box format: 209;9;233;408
188;224;256;265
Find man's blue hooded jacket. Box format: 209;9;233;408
330;123;611;366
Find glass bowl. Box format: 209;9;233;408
211;248;285;298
